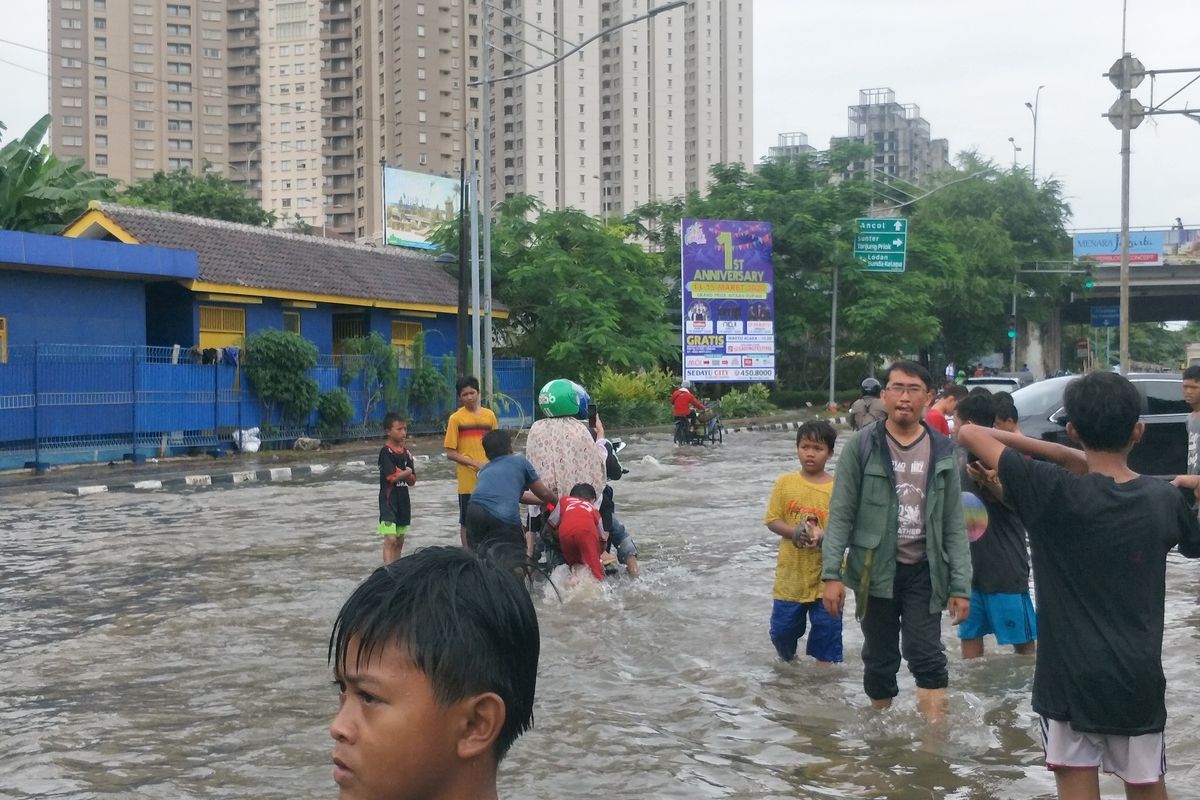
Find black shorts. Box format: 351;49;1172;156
458;493;472;526
464;502;526;553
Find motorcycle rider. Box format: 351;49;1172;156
848;377;888;431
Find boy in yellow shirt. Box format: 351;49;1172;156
764;421;842;664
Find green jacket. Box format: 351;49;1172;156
820;420;972;615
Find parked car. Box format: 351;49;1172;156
962;373;1034;395
1010;373;1190;477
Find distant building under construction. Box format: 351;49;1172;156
831;88;950;184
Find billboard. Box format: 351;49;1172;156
680;218;775;382
383;167;460;250
1072;230;1164;266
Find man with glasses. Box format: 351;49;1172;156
821;360;972;721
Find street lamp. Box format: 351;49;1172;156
472;0;687;403
592;174;610;224
1007;136;1022;169
1025;84;1044;182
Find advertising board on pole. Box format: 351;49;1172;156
680;219;775;382
1072;231;1164;266
383;167;460;250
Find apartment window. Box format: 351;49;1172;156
418;132;427;144
168;139;192;150
93;36;106;49
94;0;105;8
202;47;221;58
166;24;191;36
132;3;151;14
416;25;425;36
134;119;153;130
202;67;223;78
168;62;192;75
203;104;223;115
416;46;425;58
415;2;425;13
199;306;245;350
168;157;194;170
61;38;82;49
93;76;105;88
94;96;107;108
61;115;83;127
134;158;155;169
283;312;301;335
201;9;221;21
134;81;154;92
60;135;83;146
167;4;191;16
61;0;81;7
95;153;108;166
417;111;427;123
168;82;193;94
61;77;82;88
133;100;152;111
132;61;154;73
134;139;155;150
61;18;82;29
167;100;193;112
133;23;153;34
60;57;82;68
133;43;153;54
61;96;83;107
417;89;426;101
95;134;108;147
167;43;192;55
167;120;193;131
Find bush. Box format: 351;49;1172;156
590;367;678;427
406;330;451;423
717;383;775;419
243;330;318;424
316;388;355;434
338;332;400;424
770;388;860;408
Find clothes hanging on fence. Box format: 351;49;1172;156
222;347;240;366
201;348;220;365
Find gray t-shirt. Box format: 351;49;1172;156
887;429;931;565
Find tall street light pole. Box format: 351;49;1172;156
1025;84;1044;182
474;0;687;405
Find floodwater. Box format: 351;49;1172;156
3;429;1200;800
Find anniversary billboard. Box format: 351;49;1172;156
383;167;460;250
680;218;775;382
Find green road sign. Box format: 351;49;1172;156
854;217;907;273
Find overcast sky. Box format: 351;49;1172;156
2;0;1197;230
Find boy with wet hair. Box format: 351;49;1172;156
329;546;539;800
959;371;1200;799
764;421;842;664
993;393;1023;435
377;412;416;564
1173;366;1200;511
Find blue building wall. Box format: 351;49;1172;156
1;270;148;346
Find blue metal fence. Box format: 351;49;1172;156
0;344;535;471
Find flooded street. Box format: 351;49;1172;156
3;429;1200;799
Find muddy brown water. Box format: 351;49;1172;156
3;430;1199;799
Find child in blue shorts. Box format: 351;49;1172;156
763;421;842;664
954;393;1036;658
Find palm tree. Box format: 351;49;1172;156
0;115;116;233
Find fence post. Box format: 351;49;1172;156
213;361;219;440
32;341;42;474
130;346;141;463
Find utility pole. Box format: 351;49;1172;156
1104;53;1200;374
468;119;481;381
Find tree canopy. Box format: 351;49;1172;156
0;115;116;233
120;166;275;226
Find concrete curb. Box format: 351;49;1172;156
71;460;371;496
722;416;849;434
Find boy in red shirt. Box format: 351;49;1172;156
547;483;607;581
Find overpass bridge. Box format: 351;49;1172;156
1059;255;1200;324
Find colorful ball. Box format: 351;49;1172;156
962;491;989;542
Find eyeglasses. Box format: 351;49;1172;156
885;384;928;396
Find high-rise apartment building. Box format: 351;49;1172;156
486;0;752;219
830;88;950;184
49;0;749;239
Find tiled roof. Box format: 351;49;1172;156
92;203;463;309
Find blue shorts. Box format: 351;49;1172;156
958;589;1037;645
769;599;843;663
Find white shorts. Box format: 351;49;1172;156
1039;716;1166;785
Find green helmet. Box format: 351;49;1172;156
538;378;590;418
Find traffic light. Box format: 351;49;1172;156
1007;315;1017;339
1083;267;1096;290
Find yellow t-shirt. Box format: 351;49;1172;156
443;406;498;493
764;472;834;603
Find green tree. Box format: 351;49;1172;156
120;165;275;226
338;332;401;424
433;196;676;380
243;329;319;424
0;115;116;233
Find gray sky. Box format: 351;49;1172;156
3;0;1197;230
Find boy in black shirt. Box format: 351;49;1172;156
378;413;416;564
959;372;1200;799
